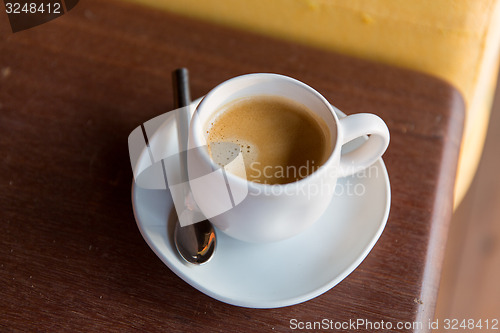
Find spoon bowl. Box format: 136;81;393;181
174;220;216;264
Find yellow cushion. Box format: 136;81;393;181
125;0;500;207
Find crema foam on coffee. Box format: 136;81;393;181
207;95;332;184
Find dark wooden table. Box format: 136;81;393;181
0;0;464;331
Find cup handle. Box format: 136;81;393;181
338;113;390;178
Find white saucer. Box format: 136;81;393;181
131;100;391;308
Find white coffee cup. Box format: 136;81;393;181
187;73;389;243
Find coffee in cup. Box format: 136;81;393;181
206;95;333;184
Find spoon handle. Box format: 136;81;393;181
172;68;191;108
172;68;192;185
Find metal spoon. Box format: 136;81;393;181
172;68;216;264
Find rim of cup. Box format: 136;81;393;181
190;73;341;190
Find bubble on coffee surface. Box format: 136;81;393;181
207;139;257;180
